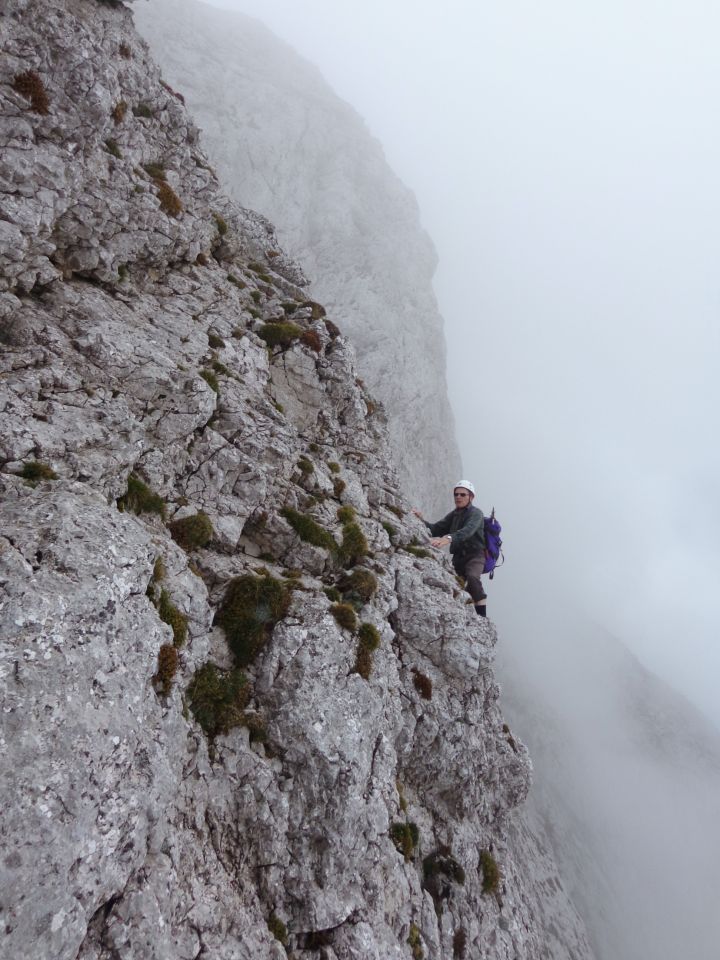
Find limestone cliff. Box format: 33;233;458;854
133;0;462;516
0;2;592;958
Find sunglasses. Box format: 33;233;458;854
454;492;470;498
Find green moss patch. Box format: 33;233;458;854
338;568;377;607
20;461;57;482
391;822;419;861
117;473;165;518
258;322;302;348
153;643;178;696
338;522;368;566
353;622;381;680
168;512;214;551
158;589;188;647
215;574;291;667
330;603;357;632
480;850;500;894
187;662;249;739
280;507;337;553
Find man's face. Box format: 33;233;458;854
453;488;472;507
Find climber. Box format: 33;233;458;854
412;481;488;616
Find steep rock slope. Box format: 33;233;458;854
0;1;595;959
133;0;461;516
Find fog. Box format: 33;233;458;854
202;0;720;729
133;1;720;956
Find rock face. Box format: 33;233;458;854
0;2;593;958
133;0;462;516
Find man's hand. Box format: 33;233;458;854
430;536;451;548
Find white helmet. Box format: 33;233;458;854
453;480;475;496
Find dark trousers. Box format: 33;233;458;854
453;554;487;604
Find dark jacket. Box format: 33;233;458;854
424;504;485;558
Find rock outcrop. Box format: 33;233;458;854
0;2;593;958
133;0;462;516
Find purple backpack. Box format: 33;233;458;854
482;509;503;578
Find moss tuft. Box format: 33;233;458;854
112;100;127;123
338;522;368;566
301;329;322;352
407;923;424;960
412;669;433;700
353;622;381;680
302;300;326;320
323;586;341;603
381;521;397;540
119;42;132;59
104;138;122;159
391;822;419;861
258;322;302;348
208;332;225;349
214;213;228;236
480;850;501;894
117;473;165;518
333;478;346;498
200;369;219;393
158;589;188;647
227;274;246;289
142;162;165;180
267;913;288;947
388;504;405;519
152;556;166;582
297;457;314;475
133;102;154;119
324;317;341;339
336;505;355;524
168;512;214;551
405;544;431;559
20;461;57;482
156;180;182;216
422;848;466;887
215;574;291;667
330;603;357;632
338;568;377;607
153;643;178;696
327;461;341;474
280;507;337;553
13;70;50;114
187;662;249;739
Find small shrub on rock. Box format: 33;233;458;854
258;322;302;348
13;70;50;114
280;506;337;553
112;100;127;123
324;317;341;338
119;42;132;59
215;574;291;667
391;822;419;861
168;512;214;551
104;138;122;159
200;369;219;393
187;662;249;739
117;473;165;518
407;923;424;960
480;850;500;894
412;669;433;700
156;180;182;216
328;461;341;474
353;622;381;680
381;520;397;540
330;603;357;632
405;544;431;560
339;568;377;607
153;643;178;696
338;522;368;567
158;589;188;647
268;913;288;947
214;213;228;236
133;102;154;118
301;329;322;352
336;505;355;524
297;457;314;475
208;332;225;349
20;461;57;482
323;586;341;603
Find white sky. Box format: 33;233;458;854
203;0;720;724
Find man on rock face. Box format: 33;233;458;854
412;481;487;616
